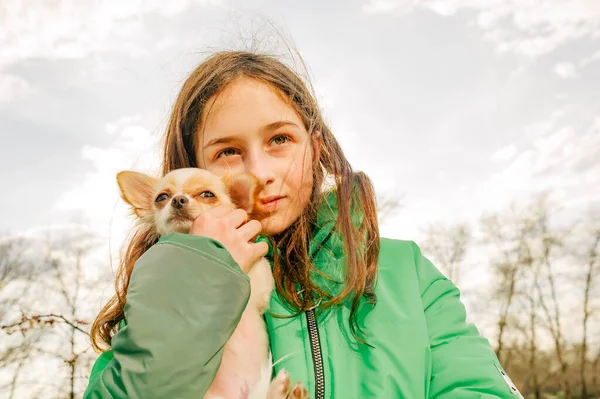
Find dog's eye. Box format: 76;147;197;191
198;191;215;198
155;193;169;203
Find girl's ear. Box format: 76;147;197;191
116;171;158;218
224;173;259;214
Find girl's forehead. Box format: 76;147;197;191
200;78;302;136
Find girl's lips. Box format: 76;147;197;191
259;196;286;212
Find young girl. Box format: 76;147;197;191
83;51;521;398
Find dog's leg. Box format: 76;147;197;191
247;259;274;314
287;382;309;399
266;369;310;399
266;369;291;399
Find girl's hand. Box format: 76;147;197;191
190;204;268;273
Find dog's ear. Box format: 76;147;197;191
224;173;259;214
116;171;158;218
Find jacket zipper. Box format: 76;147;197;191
304;229;333;399
306;308;325;399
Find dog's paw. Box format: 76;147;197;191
288;382;309;399
267;369;292;399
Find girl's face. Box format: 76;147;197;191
196;77;318;236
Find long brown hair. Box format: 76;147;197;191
90;51;380;352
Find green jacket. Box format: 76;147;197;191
84;220;519;398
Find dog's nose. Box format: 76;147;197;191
171;195;188;209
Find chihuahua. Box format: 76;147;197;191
116;167;308;399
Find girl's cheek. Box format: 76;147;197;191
288;147;314;183
285;161;308;188
288;169;314;207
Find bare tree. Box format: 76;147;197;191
376;190;403;221
579;224;600;399
0;340;31;399
0;237;31;318
592;350;600;398
496;207;550;399
0;236;44;398
423;194;598;397
1;227;109;399
526;293;542;399
48;231;94;399
38;228;104;399
480;209;526;365
480;195;578;397
527;198;572;398
518;223;543;399
421;222;470;285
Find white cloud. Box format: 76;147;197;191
553;61;578;78
581;48;600;66
361;0;416;15
478;117;600;213
362;0;600;59
391;110;600;245
0;73;36;103
56;115;163;256
491;144;517;161
0;0;223;70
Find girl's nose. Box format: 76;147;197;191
246;152;276;187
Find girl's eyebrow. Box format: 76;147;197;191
261;120;300;133
203;120;300;150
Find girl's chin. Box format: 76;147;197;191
259;216;292;237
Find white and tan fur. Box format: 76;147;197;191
116;168;308;399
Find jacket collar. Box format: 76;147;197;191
258;188;359;298
258;188;341;262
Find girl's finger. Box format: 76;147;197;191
205;203;236;218
225;208;249;228
250;241;269;261
238;220;262;241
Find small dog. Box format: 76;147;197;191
116;167;308;399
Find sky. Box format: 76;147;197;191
1;0;599;283
0;2;599;393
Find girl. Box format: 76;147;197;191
83;51;521;398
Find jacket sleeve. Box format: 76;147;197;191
411;242;524;399
83;232;251;399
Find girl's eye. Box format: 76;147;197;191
217;148;239;158
272;135;290;146
155;193;169;203
198;191;215;198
